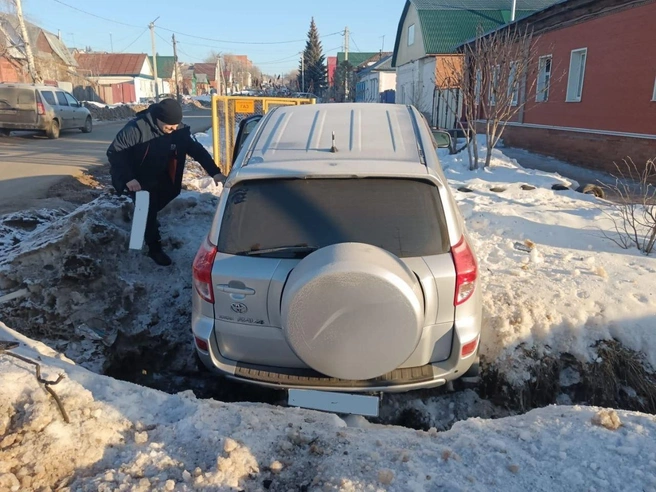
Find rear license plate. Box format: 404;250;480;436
288;389;379;417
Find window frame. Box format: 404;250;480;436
40;90;56;106
489;65;500;106
652;76;656;102
536;55;552;103
55;91;69;106
566;48;587;103
408;24;415;46
64;92;79;106
509;61;519;107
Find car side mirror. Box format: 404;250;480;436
431;129;452;150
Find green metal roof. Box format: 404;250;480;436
337;52;379;66
418;9;537;53
392;0;562;66
149;55;176;78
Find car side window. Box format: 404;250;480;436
40;91;56;106
64;93;78;106
55;91;68;106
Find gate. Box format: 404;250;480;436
211;96;315;174
433;88;462;130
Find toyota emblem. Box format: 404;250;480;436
231;302;248;314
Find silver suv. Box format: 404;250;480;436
192;103;482;415
0;83;92;139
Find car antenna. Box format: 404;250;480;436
330;131;338;153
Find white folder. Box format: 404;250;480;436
129;190;150;250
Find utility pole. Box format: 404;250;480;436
14;0;41;83
511;0;517;21
172;33;180;102
149;17;160;102
344;26;350;101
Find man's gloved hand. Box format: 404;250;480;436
213;173;226;186
126;179;142;192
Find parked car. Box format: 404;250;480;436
191;103;482;416
0;83;92;139
292;92;322;103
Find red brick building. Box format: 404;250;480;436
475;0;656;173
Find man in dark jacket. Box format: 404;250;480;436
107;99;224;266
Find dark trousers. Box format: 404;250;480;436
132;179;177;247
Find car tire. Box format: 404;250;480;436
0;129;10;137
81;117;92;134
46;119;60;139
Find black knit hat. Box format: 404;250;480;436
155;99;182;125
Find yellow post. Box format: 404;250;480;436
211;95;220;168
223;99;231;174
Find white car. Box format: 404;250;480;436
191;103;482;415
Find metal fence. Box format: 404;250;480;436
210;96;315;174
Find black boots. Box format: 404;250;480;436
148;243;172;266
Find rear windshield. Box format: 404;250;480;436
0;88;35;109
218;178;449;258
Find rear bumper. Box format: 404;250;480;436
0;120;49;131
192;312;479;393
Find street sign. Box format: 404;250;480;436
235;99;255;113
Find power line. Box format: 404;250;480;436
52;0;142;28
119;27;148;53
157;26;342;45
350;34;362;53
50;0;341;46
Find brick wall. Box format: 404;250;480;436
519;1;656;135
0;57;26;83
499;124;656;174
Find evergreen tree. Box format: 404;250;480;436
298;18;326;95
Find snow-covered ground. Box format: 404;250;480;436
1;138;656;490
438;144;656;381
2;321;656;491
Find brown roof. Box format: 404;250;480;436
192;63;216;81
75;53;149;76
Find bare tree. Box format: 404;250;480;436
443;25;554;170
600;158;656;255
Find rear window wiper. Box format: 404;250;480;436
238;245;319;256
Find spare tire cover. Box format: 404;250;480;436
281;243;425;380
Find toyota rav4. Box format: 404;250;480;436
191;102;482;416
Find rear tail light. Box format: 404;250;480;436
36;103;45;115
195;337;209;352
452;236;478;305
192;235;217;303
461;337;479;358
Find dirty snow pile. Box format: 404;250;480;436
0;191;220;376
438;143;656;385
2;322;656;491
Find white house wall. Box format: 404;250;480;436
134;77;155;102
379;72;396;94
394;3;428;67
396;57;436;118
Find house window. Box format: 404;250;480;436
408;24;415;46
536;55;552;102
489;66;499;106
474;69;482;106
566;48;587;102
508;61;519;106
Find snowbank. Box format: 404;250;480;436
2;321;656;491
438;143;656;382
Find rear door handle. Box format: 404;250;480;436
216;284;255;296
